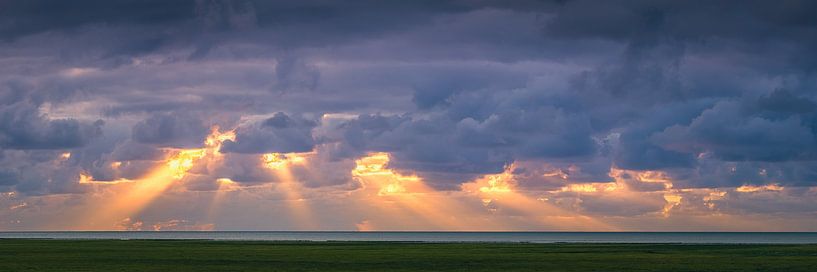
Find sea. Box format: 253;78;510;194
1;232;817;244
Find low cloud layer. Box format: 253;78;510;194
1;0;817;230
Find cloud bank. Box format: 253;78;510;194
1;0;817;230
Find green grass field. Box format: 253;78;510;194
1;240;816;271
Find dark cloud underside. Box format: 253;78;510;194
1;0;816;195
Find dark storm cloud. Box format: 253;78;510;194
0;0;196;40
0;169;16;186
0;149;90;195
109;141;164;162
0;0;558;62
611;100;714;170
221;112;317;154
0;102;103;150
653;99;817;162
327;98;600;188
131;112;210;148
2;0;817;194
545;0;817;42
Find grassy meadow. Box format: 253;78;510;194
1;239;816;271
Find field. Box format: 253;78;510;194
1;240;816;271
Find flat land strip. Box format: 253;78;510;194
1;240;816;271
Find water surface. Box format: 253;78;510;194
2;232;816;244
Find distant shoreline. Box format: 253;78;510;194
2;238;817;245
2;231;817;244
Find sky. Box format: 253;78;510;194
1;0;817;231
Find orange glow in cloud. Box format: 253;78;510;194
478;174;512;193
634;171;672;183
607;168;746;219
68;138;800;231
79;126;235;229
702;190;727;210
608;168;683;217
348;154;616;230
559;183;618;193
351;153;420;194
352;152;421;196
261;152;316;229
462;164;613;230
662;193;682;217
206;178;239;222
78;173;131;185
205;127;236;154
736;184;784;193
262;152;307;169
609;168;673;190
352;152;487;230
166;149;207;179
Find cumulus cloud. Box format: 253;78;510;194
322;104;599;188
221;112;317;154
131;112;210;148
2;0;817;229
0;102;103;150
652;100;817;162
0;0;809;190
